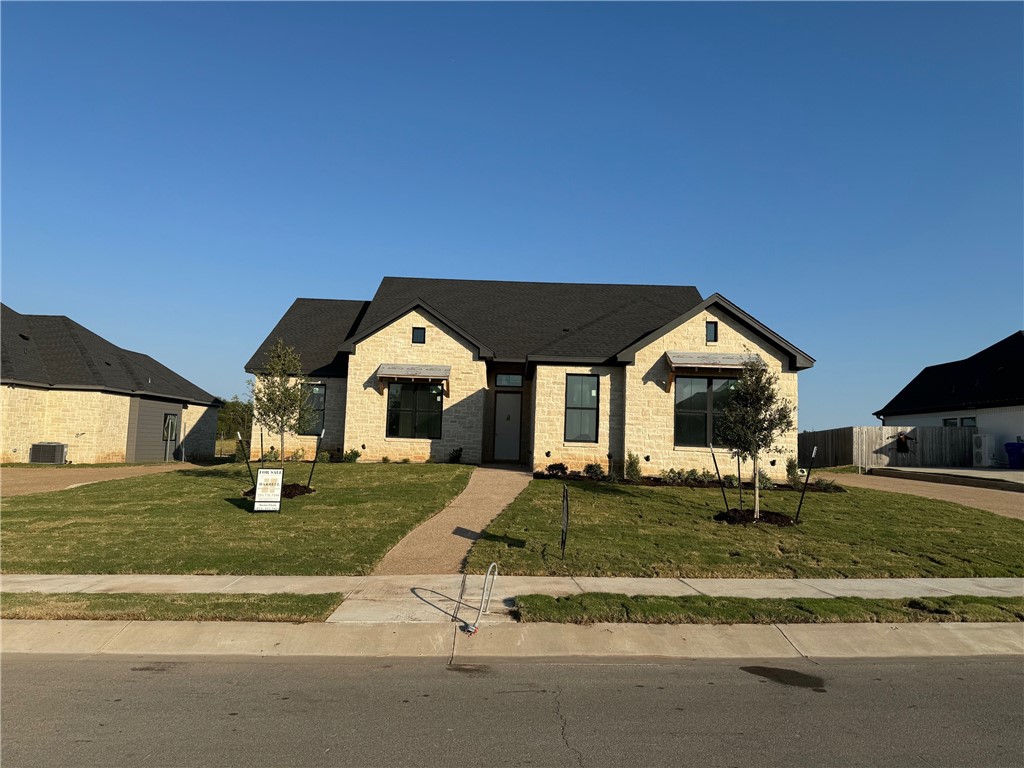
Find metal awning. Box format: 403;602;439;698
663;351;757;392
376;364;451;395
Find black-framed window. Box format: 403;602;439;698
564;374;599;443
942;418;958;427
960;417;976;427
300;383;326;436
496;374;523;388
387;382;443;439
674;377;737;447
412;327;426;344
706;321;718;343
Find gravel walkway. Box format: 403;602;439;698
818;471;1024;520
1;463;212;498
373;466;532;575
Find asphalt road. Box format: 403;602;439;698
3;656;1022;768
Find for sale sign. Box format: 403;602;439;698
254;468;284;512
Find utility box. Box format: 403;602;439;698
29;442;68;464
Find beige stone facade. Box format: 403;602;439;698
1;386;131;464
532;365;624;473
180;404;218;461
344;309;487;463
248;376;346;460
624;307;798;481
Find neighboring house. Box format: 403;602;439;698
873;331;1024;466
245;277;814;478
1;304;221;464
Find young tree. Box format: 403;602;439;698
248;340;312;466
714;357;794;519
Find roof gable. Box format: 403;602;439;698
874;331;1024;416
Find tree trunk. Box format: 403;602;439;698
753;454;761;519
280;431;286;468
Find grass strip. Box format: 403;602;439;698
0;592;343;623
514;593;1024;625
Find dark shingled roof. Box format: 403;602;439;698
874;331;1024;417
245;298;369;376
1;304;221;406
350;277;704;361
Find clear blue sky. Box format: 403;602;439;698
3;2;1021;430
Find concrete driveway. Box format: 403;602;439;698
1;463;211;498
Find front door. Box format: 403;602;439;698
162;413;178;461
494;392;522;462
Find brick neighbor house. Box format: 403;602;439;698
1;303;221;464
245;277;814;478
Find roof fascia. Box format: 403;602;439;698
340;299;494;358
526;355;620;365
615;294;816;370
1;378;221;407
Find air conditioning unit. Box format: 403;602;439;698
973;434;993;467
29;442;68;464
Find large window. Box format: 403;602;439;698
300;383;326;436
387;382;443;439
565;374;599;443
674;377;737;447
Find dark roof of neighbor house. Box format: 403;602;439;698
873;331;1024;417
245;298;370;376
1;303;221;406
245;277;815;373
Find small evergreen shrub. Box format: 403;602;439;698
583;463;606;480
786;457;800;486
661;468;685;486
316;451;332;463
683;468;700;486
448;447;463;464
625;452;642;482
812;477;842;493
545;463;569;477
698;469;716;487
756;469;774;490
288;448;305;462
339;449;360;463
381;456;390;464
263;447;280;462
722;474;739;488
399;458;411;464
234;441;249;463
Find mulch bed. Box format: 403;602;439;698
241;484;316;499
713;508;797;527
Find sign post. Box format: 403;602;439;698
253;467;284;513
561;484;569;559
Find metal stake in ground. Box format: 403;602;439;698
561;484;569;559
709;443;730;515
238;431;255;487
306;429;325;488
737;455;743;513
795;446;817;524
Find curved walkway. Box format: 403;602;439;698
372;466;532;575
818;471;1024;520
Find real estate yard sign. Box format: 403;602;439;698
254;468;284;513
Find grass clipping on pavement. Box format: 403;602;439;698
514;593;1024;625
1;592;343;623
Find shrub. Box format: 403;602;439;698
683;468;700;486
812;477;842;493
722;474;739;488
399;458;410;464
262;446;279;462
698;469;716;487
339;448;360;463
234;441;249;463
316;451;332;463
583;463;606;481
661;468;685;486
786;457;800;486
625;452;642;482
381;456;390;464
288;448;305;462
448;447;463;464
756;469;774;490
545;463;569;477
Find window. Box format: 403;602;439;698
674;377;737;447
960;417;977;427
942;418;958;427
564;374;599;442
387;382;443;439
300;383;326;435
412;327;426;344
496;374;523;388
706;321;718;343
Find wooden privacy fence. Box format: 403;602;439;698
798;426;976;469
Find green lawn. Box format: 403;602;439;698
465;479;1024;578
0;592;342;622
515;593;1024;625
1;463;472;575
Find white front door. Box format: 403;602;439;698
494;393;522;461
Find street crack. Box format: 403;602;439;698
553;687;584;768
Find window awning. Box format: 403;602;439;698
376;364;451;395
664;351;756;392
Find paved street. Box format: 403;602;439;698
3;655;1022;768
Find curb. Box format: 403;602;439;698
3;619;1021;660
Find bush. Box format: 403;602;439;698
698;469;716;487
583;463;606;481
234;441;249;463
399;458;410;464
812;477;842;493
288;448;305;462
625;452;642;482
448;447;463;464
316;451;332;463
381;456;390;464
756;469;774;490
722;474;739;488
786;457;800;487
338;449;360;463
661;468;685;486
262;447;279;462
545;463;569;477
683;468;700;486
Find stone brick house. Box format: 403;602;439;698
1;304;221;464
245;277;814;478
